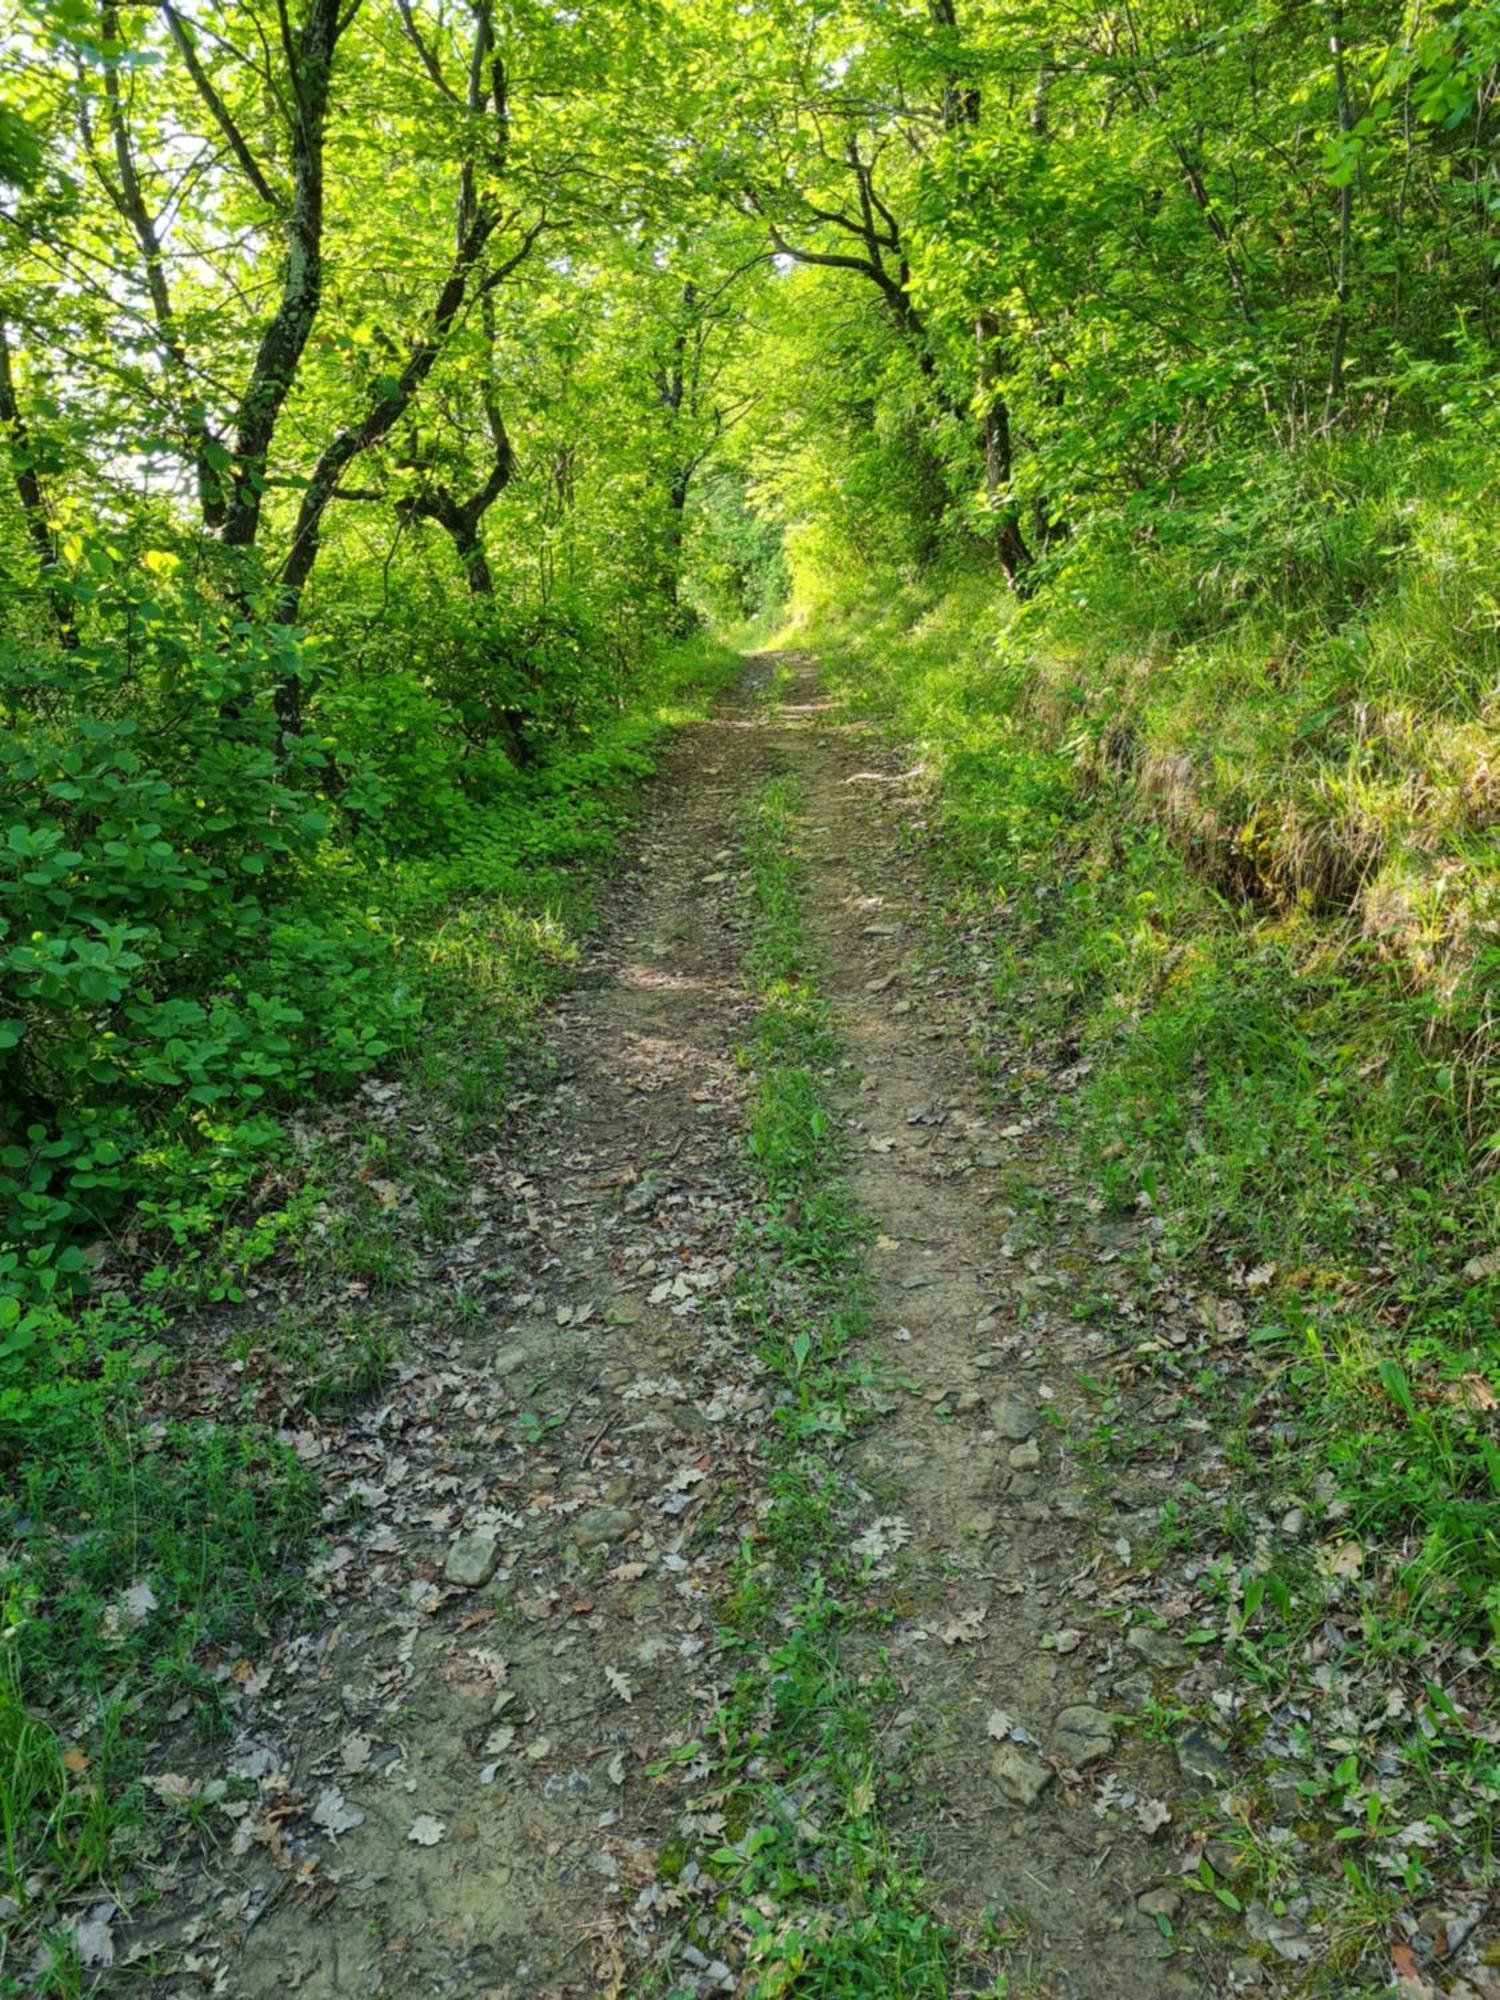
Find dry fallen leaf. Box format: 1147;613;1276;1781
1320;1540;1365;1579
940;1606;988;1645
147;1772;200;1803
1439;1372;1498;1413
851;1515;910;1563
312;1786;365;1837
1390;1942;1435;1998
407;1813;446;1846
64;1915;115;1968
1135;1797;1172;1835
605;1666;634;1705
339;1733;373;1775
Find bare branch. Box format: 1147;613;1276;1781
160;2;283;210
394;0;459;102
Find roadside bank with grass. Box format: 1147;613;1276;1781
780;492;1500;1988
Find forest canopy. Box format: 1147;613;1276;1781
3;0;1497;1291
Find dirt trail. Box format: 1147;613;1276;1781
142;659;1244;1998
779;666;1236;1996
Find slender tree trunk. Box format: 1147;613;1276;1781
451;523;531;766
0;325;76;647
929;0;1032;585
976;313;1031;587
1323;0;1355;426
398;376;529;759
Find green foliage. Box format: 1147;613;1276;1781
684;466;789;629
0;564;413;1295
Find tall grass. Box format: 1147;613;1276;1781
787;433;1500;1644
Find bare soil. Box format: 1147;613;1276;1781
137;660;1257;1998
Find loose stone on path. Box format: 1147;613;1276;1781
443;1532;502;1589
991;1741;1055;1807
1052;1704;1116;1769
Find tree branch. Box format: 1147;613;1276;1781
394;0;458;101
98;1;226;523
159;2;283;211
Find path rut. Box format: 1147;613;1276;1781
143;659;1242;1999
779;666;1228;1997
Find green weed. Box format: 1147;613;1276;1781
665;775;1001;1996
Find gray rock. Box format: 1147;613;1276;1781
989;1395;1037;1442
990;1742;1054;1807
1127;1625;1190;1671
1175;1723;1233;1785
1205;1838;1252;1881
1136;1887;1182;1922
1052;1703;1115;1768
623;1172;676;1215
1244;1900;1314;1962
1008;1439;1042;1471
1113;1672;1153;1710
444;1533;501;1589
569;1506;637;1549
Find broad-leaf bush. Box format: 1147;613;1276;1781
0;569;415;1299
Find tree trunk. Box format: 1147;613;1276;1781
219;0;346;557
976;313;1032;587
1323;0;1356;427
931;0;1033;587
0;325;76;647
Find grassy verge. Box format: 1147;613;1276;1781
0;635;740;1992
787;570;1499;1983
663;773;990;1999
